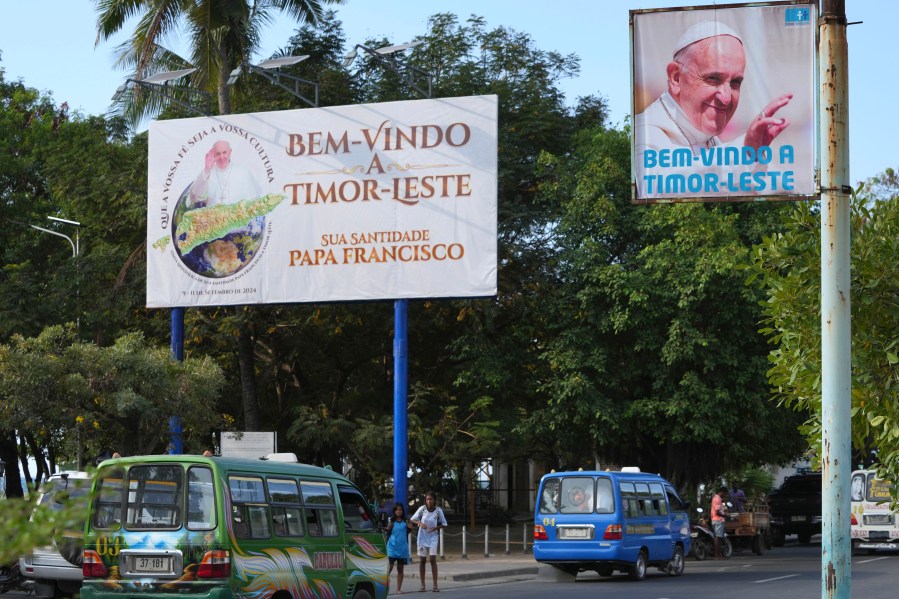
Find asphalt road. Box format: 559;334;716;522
454;543;899;599
3;540;896;598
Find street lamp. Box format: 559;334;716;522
113;68;211;116
227;56;319;107
31;216;82;334
342;40;434;510
343;41;432;98
30;216;80;257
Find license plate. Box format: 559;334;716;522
791;516;806;522
135;556;171;573
559;527;590;539
864;515;893;525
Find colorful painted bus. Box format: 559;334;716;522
80;454;387;599
850;468;899;553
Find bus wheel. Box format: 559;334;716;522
667;546;685;576
629;550;647;581
352;589;373;599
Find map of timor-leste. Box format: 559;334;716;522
153;193;285;253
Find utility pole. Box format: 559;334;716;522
819;1;851;598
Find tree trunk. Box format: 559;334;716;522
1;430;24;498
217;78;231;116
235;307;261;431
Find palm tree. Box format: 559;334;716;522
94;0;344;432
95;0;344;121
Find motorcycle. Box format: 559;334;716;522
0;561;33;594
690;508;732;560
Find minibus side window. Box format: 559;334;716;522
93;468;125;529
620;482;639;518
268;477;304;537
187;467;216;530
338;486;376;531
229;475;270;539
664;485;687;512
540;479;561;514
595;478;614;514
126;465;182;529
650;483;668;515
635;483;654;516
301;480;338;537
42;477;90;511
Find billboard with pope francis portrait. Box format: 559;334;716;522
630;2;818;203
146;95;497;308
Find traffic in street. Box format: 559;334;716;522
456;542;899;598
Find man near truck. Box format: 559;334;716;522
711;487;728;559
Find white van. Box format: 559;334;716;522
19;471;91;597
850;469;899;553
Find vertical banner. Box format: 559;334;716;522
631;3;817;203
146;95;498;307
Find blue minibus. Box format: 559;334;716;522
533;468;690;580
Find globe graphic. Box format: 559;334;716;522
171;184;266;279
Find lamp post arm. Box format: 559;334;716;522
131;80;212;117
30;225;76;257
243;64;319;107
351;44;432;99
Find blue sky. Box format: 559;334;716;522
0;0;892;186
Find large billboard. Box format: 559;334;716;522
147;95;498;308
631;2;817;203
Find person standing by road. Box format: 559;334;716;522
410;492;447;592
729;482;747;512
386;503;410;594
711;487;729;559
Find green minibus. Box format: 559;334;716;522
80;454;387;599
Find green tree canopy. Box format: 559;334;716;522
749;184;899;484
0;325;227;494
527;123;808;489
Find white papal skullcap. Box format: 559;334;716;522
673;21;743;56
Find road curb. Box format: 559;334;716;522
450;566;539;582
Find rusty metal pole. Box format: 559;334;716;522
819;1;851;598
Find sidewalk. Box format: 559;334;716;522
389;552;540;593
387;532;541;593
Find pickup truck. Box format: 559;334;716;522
766;472;822;546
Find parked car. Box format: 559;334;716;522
767;471;822;546
20;471;91;598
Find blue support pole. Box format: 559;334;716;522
819;2;851;598
393;299;409;509
170;307;185;455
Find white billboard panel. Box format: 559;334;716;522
220;431;276;459
147;95;498;307
631;3;817;203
